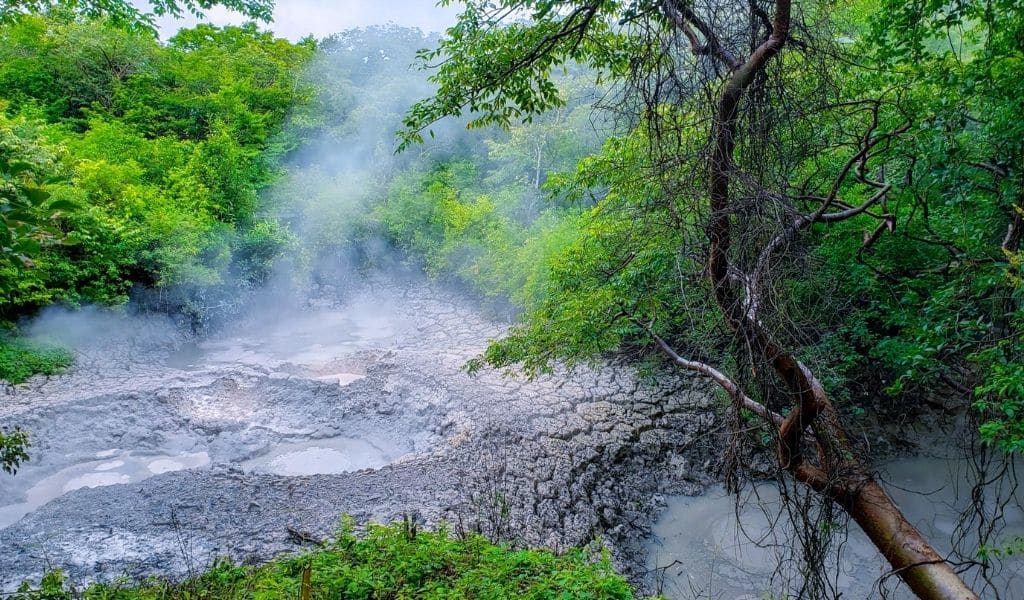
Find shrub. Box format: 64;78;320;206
11;522;649;600
0;334;72;384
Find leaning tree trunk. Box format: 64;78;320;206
698;1;978;598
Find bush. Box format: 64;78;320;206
0;335;73;384
11;522;648;600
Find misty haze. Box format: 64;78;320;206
1;2;1022;600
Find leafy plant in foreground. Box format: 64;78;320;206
10;522;650;600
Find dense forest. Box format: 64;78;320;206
1;0;1023;599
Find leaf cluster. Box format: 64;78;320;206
0;15;313;316
0;0;273;32
399;1;635;150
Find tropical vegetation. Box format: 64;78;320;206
1;0;1023;598
10;522;642;600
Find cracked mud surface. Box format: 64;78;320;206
0;277;719;592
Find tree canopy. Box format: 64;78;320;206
0;0;273;30
0;14;313;318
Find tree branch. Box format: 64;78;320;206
661;0;743;70
647;330;782;426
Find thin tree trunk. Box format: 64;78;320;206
534;145;543;188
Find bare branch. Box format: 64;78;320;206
648;330;783;426
661;0;743;70
817;184;892;223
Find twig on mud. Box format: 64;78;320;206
286;526;323;546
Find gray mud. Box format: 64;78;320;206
648;458;1024;599
0;278;718;590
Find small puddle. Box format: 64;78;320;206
0;451;210;529
242;437;404;476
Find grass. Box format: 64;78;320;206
11;521;650;600
0;335;73;384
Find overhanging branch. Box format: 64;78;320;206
661;0;743;70
647;330;782;425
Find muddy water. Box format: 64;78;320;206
241;437;403;475
648;457;1024;599
0;451;210;529
0;288;425;538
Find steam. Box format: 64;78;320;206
9;23;595;364
23;304;180;357
257;25;478;298
10;25;453;359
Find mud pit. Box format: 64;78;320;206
0;277;717;590
648;457;1024;599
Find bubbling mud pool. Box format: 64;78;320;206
242;436;405;476
0;288;428;539
0;450;211;529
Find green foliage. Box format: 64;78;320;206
471;119;720;376
374;65;608;317
0;15;313;316
0;1;273;32
230;220;293;286
11;522;645;600
0;107;75;294
793;0;1024;444
377;158;587;315
0;427;30;475
0;334;73;384
399;1;635;150
978;536;1024;564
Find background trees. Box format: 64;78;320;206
0;0;273;30
0;14;313;317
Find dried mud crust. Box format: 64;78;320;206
0;280;721;590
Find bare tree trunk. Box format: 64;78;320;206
839;478;980;599
696;1;978;598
